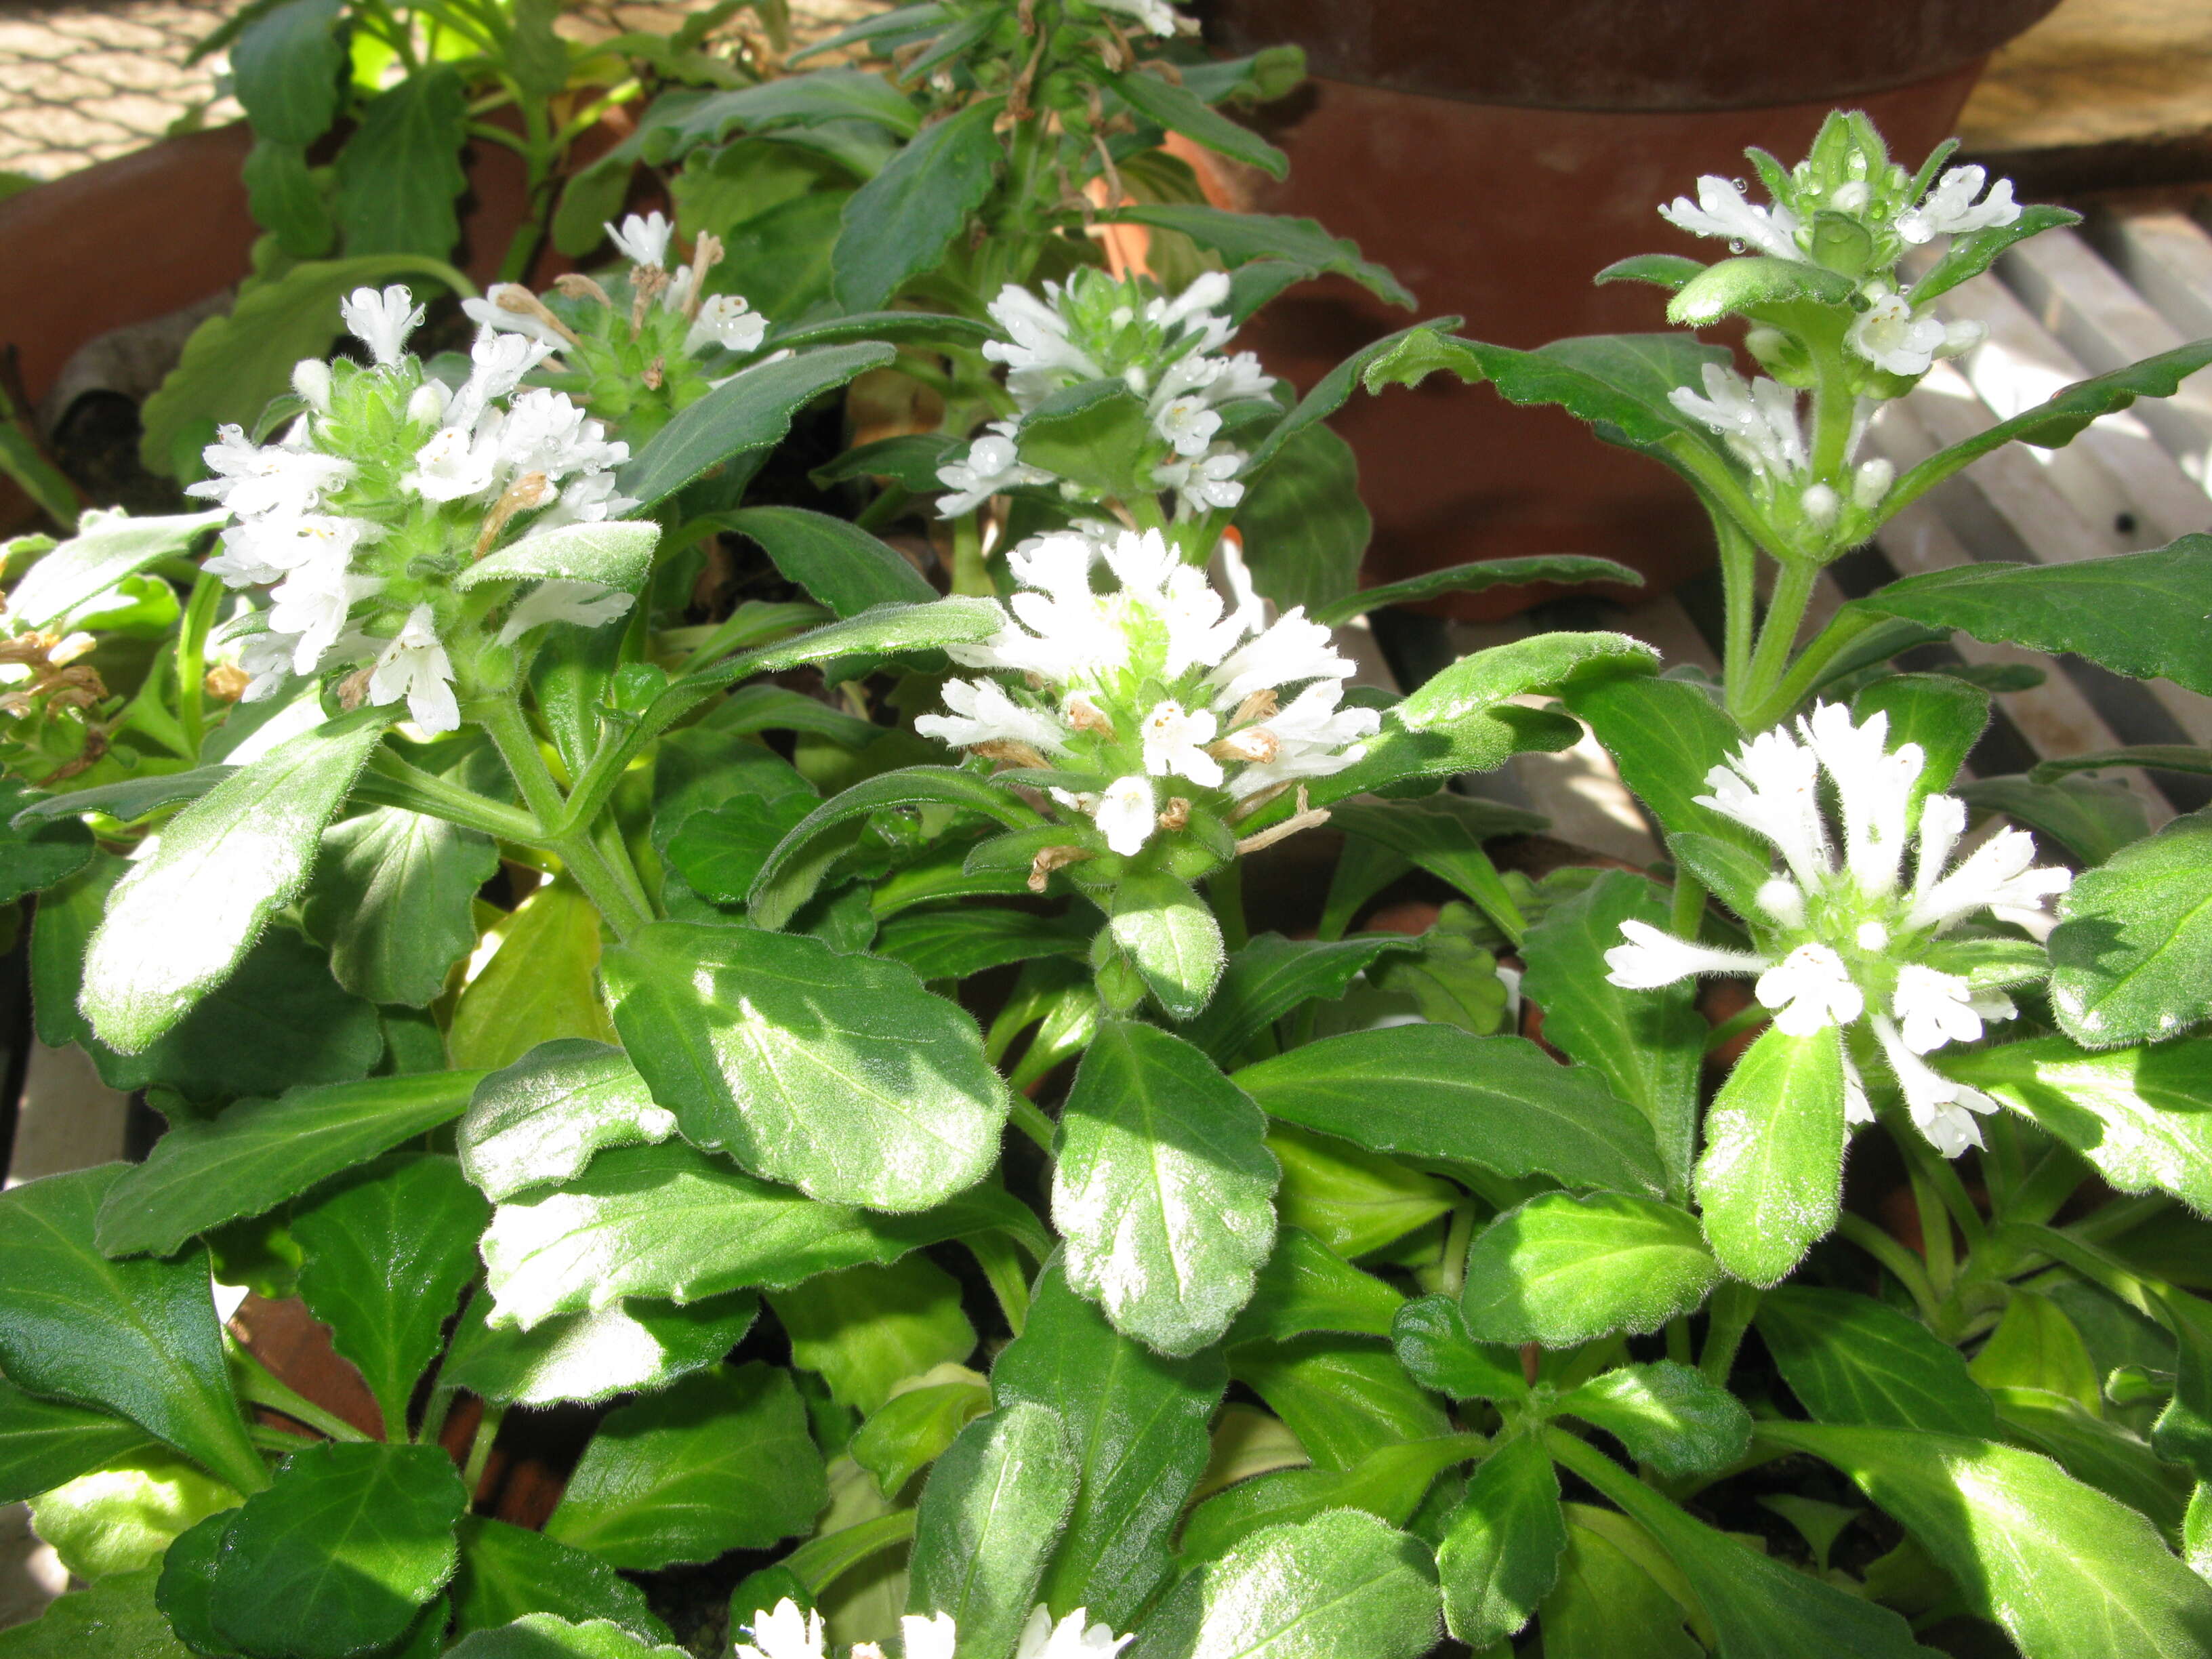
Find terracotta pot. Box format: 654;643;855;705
1193;0;2062;617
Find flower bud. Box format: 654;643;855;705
1937;318;1988;359
1800;483;1841;528
1853;456;1896;509
291;359;332;414
405;381;451;427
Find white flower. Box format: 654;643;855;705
687;293;769;356
291;359;332;414
900;1612;960;1659
1896;165;2020;245
462;283;572;350
1892;962;2015;1054
496;579;635;646
367;605;458;734
1906;819;2072;940
1090;0;1193;37
937;421;1056;517
498;388;628;483
1604;919;1768;989
1669;365;1808;480
1872;1016;2000;1155
732;1599;825;1659
1205;608;1351;710
449;331;558;431
1220;679;1380;800
1799;701;1921;897
985;285;1105;409
1848;290;1949;377
190;425;355;519
1757;943;1865;1035
1096;775;1156;855
1658;176;1803;262
236;631;297;701
1016;1603;1136;1658
1141;699;1222;787
917;676;1071;756
403;422;504;503
1153;449;1246;516
1853;457;1895;510
205;514;380;588
1154;394;1223;457
606;211;675;268
1695;726;1829;890
1147;269;1233;343
340;285;424;367
268;559;381;673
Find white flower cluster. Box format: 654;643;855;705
1604;703;2070;1156
190;285;638;733
737;1598;1130;1659
917;527;1376;860
1668;363;1893;523
1088;0;1197;37
939;270;1275;520
1658;163;2015;378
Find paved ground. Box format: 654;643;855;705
0;0;239;182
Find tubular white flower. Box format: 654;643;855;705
1848;291;1949;377
291;359;333;415
1096;775;1157;855
1154;449;1246;518
1907;823;2072;939
1896;165;2020;244
190;425;355;518
1696;725;1830;890
1221;680;1380;800
462;284;573;350
237;632;296;701
1016;1603;1136;1658
205;514;380;588
688;293;769;356
985;285;1105;409
1872;1014;1999;1155
1841;1052;1875;1125
1154;394;1223;457
916;676;1071;756
1669;365;1809;481
1891;962;1992;1054
340;285;425;367
403;423;504;503
606;211;676;268
1658;176;1803;262
937;420;1056;517
1205;609;1351;710
1141;699;1223;787
1090;0;1193;37
268;560;381;674
367;604;459;734
1756;942;1865;1034
1801;701;1922;896
1853;456;1896;510
1603;920;1769;990
496;579;635;646
900;1612;960;1659
733;1598;825;1659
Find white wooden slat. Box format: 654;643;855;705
1999;228;2212;484
4;1041;129;1189
1883;364;2212;745
2093;206;2212;347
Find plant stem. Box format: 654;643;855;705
1668;872;1706;939
1439;1201;1476;1298
175;571;222;755
1664;1315;1694;1365
1703;1002;1769;1053
964;1231;1031;1336
1008;1094;1057;1154
1700;1281;1761;1386
1713;516;1759;697
462;1403;507;1499
1734;557;1820;724
1208;863;1248;954
949;510;990;596
230;1342;371;1444
1835;1212;1942;1324
479;696;651;937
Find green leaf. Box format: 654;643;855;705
1177;1436;1479;1565
617;343;897;509
1459;1192;1719;1347
714;505;936;617
906;1402;1080;1659
440;1290;758;1409
602;921;1010;1211
705;595;1004;688
747;762;1037;928
1267;1126;1457;1259
1126;1510;1441;1659
230;0;342;142
1908;203;2083;304
1557;1362;1752;1479
1238;322;1462;476
874;906;1090;981
291;1152;489;1437
1666;255;1858;325
1233;1025;1666;1198
2034;745;2212;785
1538;1507;1700;1659
1227;1229;1403;1346
305;804;499;1008
478;1141;1032;1330
849;1367;991;1499
1694;1024;1845;1286
457;1039;674;1204
1182;934;1418;1067
1959;775;2152;867
1228;425;1370;618
94;1068;483;1258
457;521;661;593
79;712;389;1052
449;878;617;1070
638;68;919;162
811;430;965;493
449;1518;670;1644
1447;333;1737;456
0;1378;152;1504
1762;1421;2212;1659
1990;1387;2192;1536
1969;1290;2104;1412
1230;1336;1451;1472
447;1617;688;1657
1558;672;1757;853
0;1167;262;1496
2047;810;2212;1048
994;1265;1227;1627
0;779;91;905
0;1568;194;1658
1398;633;1657;733
1309;555;1641;630
1099;205;1415;310
832;98;1002;312
243;137;332;258
334;65;466;257
139;257;468;474
1942;1034;2212;1213
1108;873;1227;1021
207;1441;466;1658
1307;703;1582;804
24;1444;237;1580
1754;1286;1997;1435
1594;252;1706;291
5;508;226;630
1847;539;2212;699
771;1254;976;1415
544;1364;825;1570
1851;672;1990;802
1052;1021;1278;1357
1391;1295;1528;1406
1107;68;1286;178
768;310;999;352
1014;378;1158;494
1898;348;2212;518
1553;1429;1937;1659
1436;1433;1565;1647
1520;871;1705;1201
